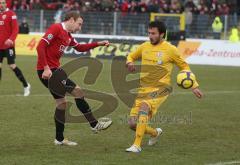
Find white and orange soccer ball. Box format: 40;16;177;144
177;70;196;89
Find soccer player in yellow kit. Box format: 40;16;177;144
125;21;203;153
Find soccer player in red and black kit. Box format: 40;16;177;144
0;0;30;96
36;11;112;146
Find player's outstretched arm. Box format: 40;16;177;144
73;40;109;52
97;40;109;46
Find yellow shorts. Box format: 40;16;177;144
130;93;169;118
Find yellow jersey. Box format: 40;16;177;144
127;40;199;91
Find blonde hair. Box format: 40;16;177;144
64;11;82;21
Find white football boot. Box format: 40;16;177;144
23;83;31;96
148;128;162;146
54;139;78;146
126;145;142;153
91;118;112;133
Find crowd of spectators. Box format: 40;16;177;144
5;0;239;15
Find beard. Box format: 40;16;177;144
150;38;161;45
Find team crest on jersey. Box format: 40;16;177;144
157;51;162;57
157;51;163;64
47;34;53;40
59;45;66;52
2;15;6;20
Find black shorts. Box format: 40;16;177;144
37;68;77;99
0;48;16;64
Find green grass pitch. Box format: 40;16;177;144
0;56;239;165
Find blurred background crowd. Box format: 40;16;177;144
4;0;240;39
4;0;239;15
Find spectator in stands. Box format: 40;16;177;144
221;3;229;15
101;0;114;12
113;0;120;12
19;17;29;34
62;2;72;12
169;0;182;13
161;2;170;13
72;1;80;10
30;0;44;10
185;0;196;11
19;0;30;11
212;16;223;39
92;0;102;12
120;0;129;14
129;1;138;13
229;27;239;42
81;1;91;12
7;0;238;16
11;0;19;10
198;0;209;15
147;0;160;13
185;7;193;38
209;0;217;14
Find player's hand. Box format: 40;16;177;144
42;67;52;79
126;62;136;72
192;87;203;99
4;39;14;47
97;40;110;46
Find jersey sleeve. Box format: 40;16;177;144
170;45;199;88
69;35;79;47
41;24;60;45
9;11;19;42
126;43;144;63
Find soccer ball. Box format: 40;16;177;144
177;70;196;89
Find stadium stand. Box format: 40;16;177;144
6;0;240;39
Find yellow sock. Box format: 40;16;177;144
133;114;148;147
145;125;158;137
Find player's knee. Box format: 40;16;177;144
128;117;137;130
129;122;136;130
139;102;150;114
71;86;84;98
9;64;16;70
56;98;67;109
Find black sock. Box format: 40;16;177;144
13;67;28;87
0;68;1;80
54;108;65;142
75;98;98;128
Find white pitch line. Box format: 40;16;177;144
173;90;240;95
206;160;240;165
0;90;239;97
